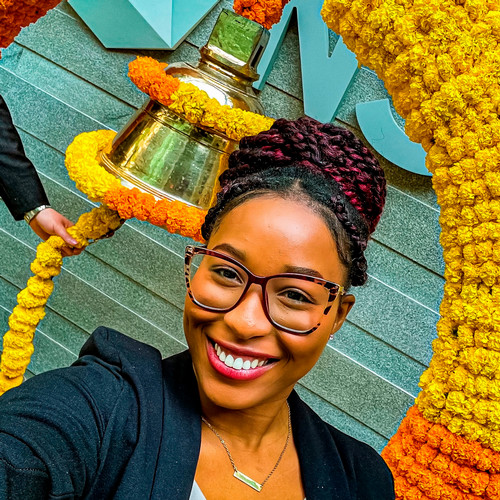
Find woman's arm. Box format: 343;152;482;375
0;355;124;499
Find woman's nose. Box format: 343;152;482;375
223;285;274;338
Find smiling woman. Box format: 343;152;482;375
0;117;394;500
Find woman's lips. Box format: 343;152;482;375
206;338;277;381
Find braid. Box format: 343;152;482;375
221;118;386;233
328;193;368;287
204;117;387;288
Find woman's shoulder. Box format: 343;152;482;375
326;424;394;499
0;327;170;499
289;391;395;499
2;326;165;423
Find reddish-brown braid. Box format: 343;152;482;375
222;117;386;233
203;117;386;287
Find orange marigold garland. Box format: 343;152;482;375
103;186;206;242
127;57;180;106
0;0;60;55
128;57;275;141
65;129;207;241
233;0;290;30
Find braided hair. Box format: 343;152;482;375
202;117;386;288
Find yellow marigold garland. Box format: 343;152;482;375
64;129;121;201
0;205;122;395
65;130;207;241
321;0;500;497
128;57;275;141
0;0;60;56
2;53;277;394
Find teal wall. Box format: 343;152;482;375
0;0;443;452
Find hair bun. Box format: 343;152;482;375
223;117;386;234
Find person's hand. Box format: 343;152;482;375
29;208;83;257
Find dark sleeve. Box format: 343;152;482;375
0;340;126;499
0;94;50;220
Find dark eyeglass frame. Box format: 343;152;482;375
184;245;345;335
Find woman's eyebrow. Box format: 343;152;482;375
212;244;325;278
212;243;246;261
283;266;324;279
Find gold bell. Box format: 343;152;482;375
100;9;270;209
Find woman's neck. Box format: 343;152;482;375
199;394;291;452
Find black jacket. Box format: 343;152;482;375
0;94;49;220
0;327;395;499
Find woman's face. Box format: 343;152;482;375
183;196;354;410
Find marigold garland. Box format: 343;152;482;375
2;43;277;392
103;186;206;242
65;130;207;242
128;57;275;141
321;0;500;497
0;0;60;56
233;0;290;29
0;205;122;395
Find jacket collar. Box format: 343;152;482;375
152;351;352;500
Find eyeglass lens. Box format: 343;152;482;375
188;253;332;333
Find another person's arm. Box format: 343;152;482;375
0;95;81;256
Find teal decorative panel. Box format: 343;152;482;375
357;99;429;177
255;0;359;123
68;0;220;50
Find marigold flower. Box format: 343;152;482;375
322;0;500;495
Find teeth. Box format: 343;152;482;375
214;342;269;370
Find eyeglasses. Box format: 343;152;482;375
184;245;345;335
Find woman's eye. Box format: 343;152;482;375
282;289;314;304
212;266;243;283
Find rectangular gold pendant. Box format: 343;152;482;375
233;470;262;492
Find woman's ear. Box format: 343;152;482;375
330;293;355;339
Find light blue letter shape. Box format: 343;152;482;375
68;0;219;50
255;0;359;123
255;0;428;176
356;100;429;177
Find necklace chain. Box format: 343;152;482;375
201;402;291;492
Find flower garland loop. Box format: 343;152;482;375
127;57;275;142
2;44;279;392
65;130;208;242
321;0;500;497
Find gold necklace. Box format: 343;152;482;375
201;402;291;493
